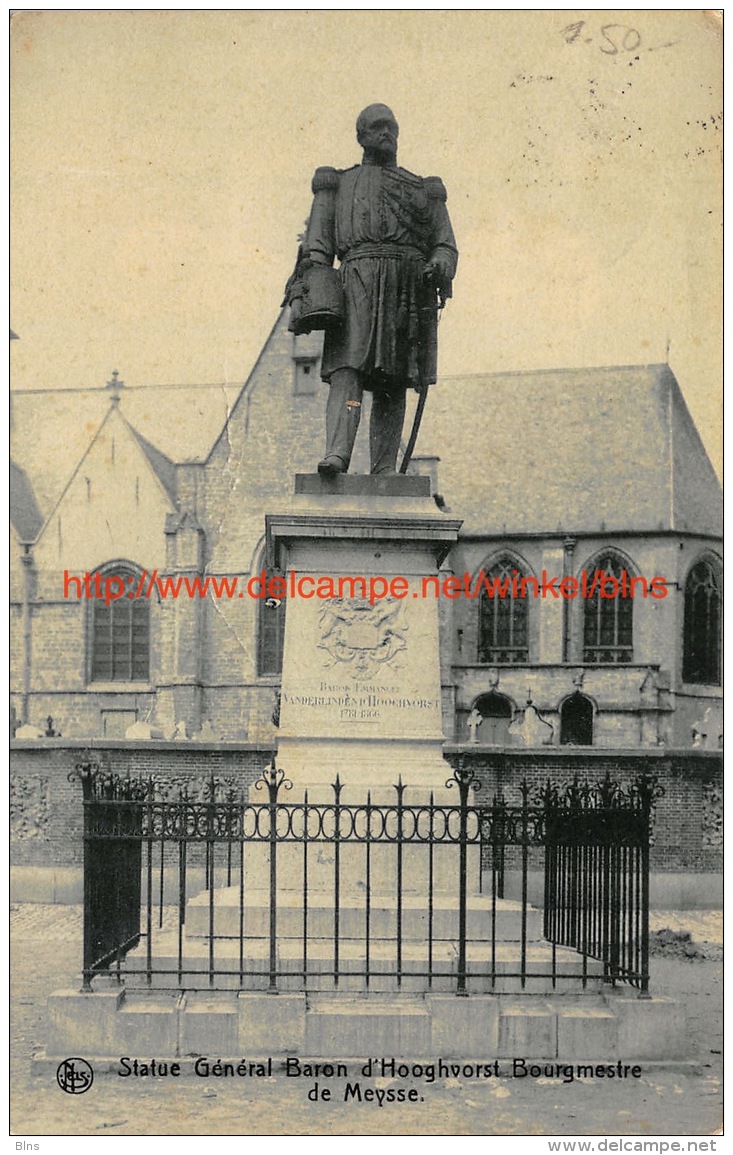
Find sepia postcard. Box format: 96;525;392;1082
10;10;722;1146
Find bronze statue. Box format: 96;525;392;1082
286;104;458;476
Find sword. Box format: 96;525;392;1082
399;275;446;474
399;381;429;474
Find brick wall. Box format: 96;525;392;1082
10;741;721;876
445;746;723;877
10;742;273;872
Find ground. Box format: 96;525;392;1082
10;906;722;1138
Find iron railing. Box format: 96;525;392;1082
71;760;659;996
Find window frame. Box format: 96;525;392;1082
256;583;287;677
469;691;515;746
559;691;595;746
581;551;634;665
87;562;151;685
477;554;531;665
682;555;722;686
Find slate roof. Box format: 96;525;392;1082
9;354;721;545
416;363;722;538
9;461;43;542
128;424;178;504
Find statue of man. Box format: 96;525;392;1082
289;104;458;476
467;707;483;745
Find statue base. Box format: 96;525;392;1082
266;477;462;793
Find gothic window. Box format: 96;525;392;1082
559;693;594;746
90;564;150;682
472;692;513;746
257;594;287;676
683;559;721;685
478;557;529;664
583;553;633;664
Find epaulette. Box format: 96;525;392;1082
312;166;341;193
393;166;423;187
425;176;447;202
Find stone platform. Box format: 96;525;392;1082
44;871;688;1061
45;985;686;1062
122;936;607;995
294;473;430;498
265;481;462;789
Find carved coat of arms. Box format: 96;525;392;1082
318;597;407;680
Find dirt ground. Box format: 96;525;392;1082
10;905;722;1138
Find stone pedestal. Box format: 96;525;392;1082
266;474;462;792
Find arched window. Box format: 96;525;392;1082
257;588;287;676
471;692;513;745
90;564;150;682
478;557;529;664
559;693;594;746
583;553;633;664
683;559;721;685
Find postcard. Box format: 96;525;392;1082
10;10;722;1146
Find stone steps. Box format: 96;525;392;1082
184;887;544;942
123;887;599;993
123;933;606;993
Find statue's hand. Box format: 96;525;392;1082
283;245;314;306
425;257;452;285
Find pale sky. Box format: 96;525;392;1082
10;10;722;473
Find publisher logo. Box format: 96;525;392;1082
56;1058;93;1094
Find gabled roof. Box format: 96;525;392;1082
9;461;43;542
25;401;178;571
10;382;244;521
417;363;721;537
121;383;243;462
10;355;720;545
10;389;111;519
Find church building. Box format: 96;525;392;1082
10;312;722;750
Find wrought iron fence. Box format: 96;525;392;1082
70;759;659;997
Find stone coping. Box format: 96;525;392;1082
10;739;277;753
442;745;722;761
10;739;721;761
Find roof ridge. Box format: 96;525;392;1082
11;381;245;395
10;362;672;392
433;362;672;383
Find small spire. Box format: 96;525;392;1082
106;369;124;404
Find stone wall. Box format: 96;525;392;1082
10;741;721;907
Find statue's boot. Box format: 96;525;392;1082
320;369;407;475
320;368;363;473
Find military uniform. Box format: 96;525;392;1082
307;162;458;387
304;159;458;473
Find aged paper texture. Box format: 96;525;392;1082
10;10;722;1145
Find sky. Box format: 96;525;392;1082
10;10;722;474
